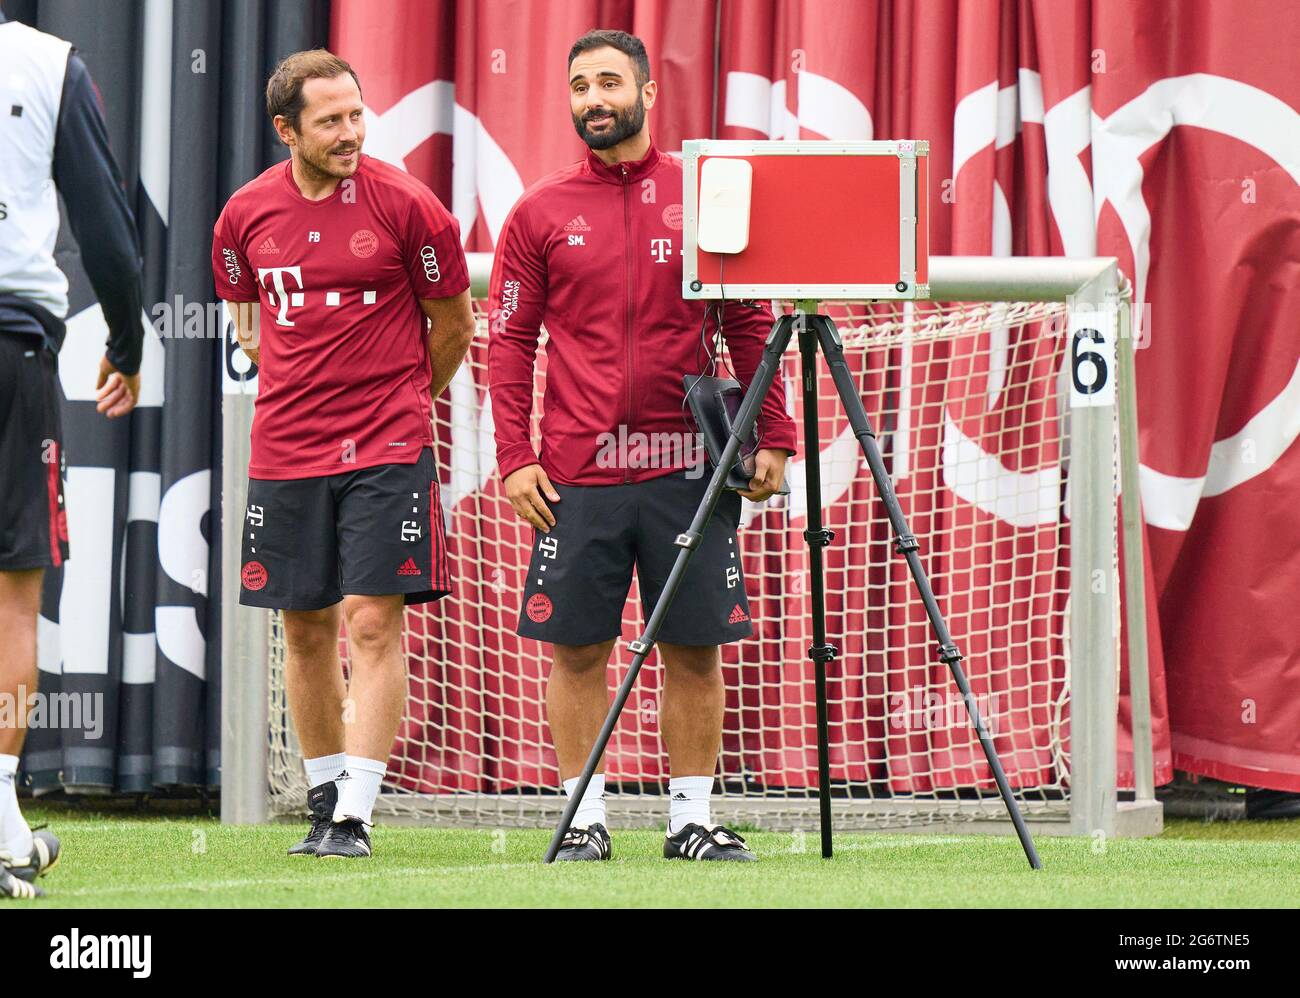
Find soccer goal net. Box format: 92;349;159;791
222;253;1159;837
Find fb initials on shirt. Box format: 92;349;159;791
258;266;305;326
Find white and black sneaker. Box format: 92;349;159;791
664;823;757;862
554;823;611;861
1;865;42;899
288;782;337;856
316;817;372;858
3;828;60;882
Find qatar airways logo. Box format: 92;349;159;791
222;247;241;284
490;279;520;335
257;266;304;326
499;280;520;320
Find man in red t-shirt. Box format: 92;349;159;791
212;50;474;859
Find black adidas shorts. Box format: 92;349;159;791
0;333;68;571
515;468;753;647
240;447;451;611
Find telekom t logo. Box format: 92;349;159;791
257;266;304;326
649;238;673;263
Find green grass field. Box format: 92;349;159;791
10;806;1300;908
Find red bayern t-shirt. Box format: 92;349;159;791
211;154;469;479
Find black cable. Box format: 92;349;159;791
682;257;729;435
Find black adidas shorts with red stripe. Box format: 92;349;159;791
515;468;753;647
0;333;69;571
240;447;450;611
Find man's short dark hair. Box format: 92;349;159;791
266;49;362;130
567;30;650;88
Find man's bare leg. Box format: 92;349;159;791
0;569;42;860
659;641;724;832
340;594;406;761
280;603;349;855
286;594;404;859
548;639;616;778
658;642;724;781
280;593;405;856
547;639;616;838
281;603;346;761
657;642;752;858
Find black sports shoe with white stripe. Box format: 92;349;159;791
664;823;757;862
3;828;60;882
1;866;42;899
288;782;337;856
316;817;372;858
554;823;611;861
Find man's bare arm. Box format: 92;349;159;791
421;291;476;398
225;301;260;365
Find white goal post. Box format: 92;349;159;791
221;253;1161;839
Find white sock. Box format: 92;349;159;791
668;776;714;834
333;755;386;825
303;752;347;790
563;774;606;829
0;754;33;860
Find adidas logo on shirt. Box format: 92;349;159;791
256;236;280;255
562;215;591;233
728;604;750;624
396;557;420;576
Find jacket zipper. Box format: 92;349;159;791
621;163;633;484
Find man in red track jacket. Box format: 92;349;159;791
488;30;798;863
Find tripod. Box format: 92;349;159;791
542;308;1043;870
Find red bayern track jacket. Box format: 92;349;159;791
487;142;798;487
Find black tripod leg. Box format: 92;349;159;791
797;319;836;859
542;314;799;863
810;314;1044;870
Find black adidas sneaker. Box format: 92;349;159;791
316;817;372;859
288;782;337;856
3;828;60;882
1;866;42;899
554;823;611;861
664;823;757;862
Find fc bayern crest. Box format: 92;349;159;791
242;561;268;591
349;229;379;258
526;592;553;622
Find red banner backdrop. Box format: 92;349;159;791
330;0;1300;792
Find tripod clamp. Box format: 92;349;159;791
803;527;835;547
808;643;839;664
894;532;920;554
